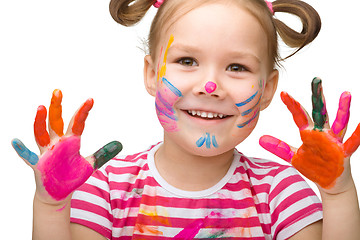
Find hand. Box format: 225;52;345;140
259;78;360;194
12;90;122;203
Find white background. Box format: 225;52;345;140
1;0;359;237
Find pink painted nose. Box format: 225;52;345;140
205;81;217;94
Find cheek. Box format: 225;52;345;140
155;77;183;132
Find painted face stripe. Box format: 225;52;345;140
236;90;258;107
156;91;175;113
237;110;259;128
205;133;211;148
155;102;178;121
241;93;262;116
196;136;206;147
196;133;218;148
161;77;183;97
212;135;219;148
12;138;39;165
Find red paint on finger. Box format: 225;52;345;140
344;123;360;157
281;91;309;130
72;98;94;136
34;105;50;147
292;130;344;189
49;89;64;137
259;135;294;163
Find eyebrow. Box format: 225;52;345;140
167;43;201;55
167;43;261;63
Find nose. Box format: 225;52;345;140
205;81;217;94
194;80;225;99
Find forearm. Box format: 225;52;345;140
320;179;360;240
33;193;73;240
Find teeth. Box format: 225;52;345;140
187;110;227;119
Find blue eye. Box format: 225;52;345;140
178;57;198;66
227;64;248;72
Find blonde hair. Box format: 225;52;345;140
109;0;321;68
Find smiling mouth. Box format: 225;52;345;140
185;110;231;120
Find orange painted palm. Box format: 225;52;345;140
260;78;360;193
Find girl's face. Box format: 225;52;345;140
145;2;278;156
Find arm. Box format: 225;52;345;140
12;90;122;240
260;78;360;240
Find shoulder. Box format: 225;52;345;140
235;150;296;183
99;143;160;176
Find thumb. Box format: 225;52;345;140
11;138;39;166
259;135;295;163
87;141;123;170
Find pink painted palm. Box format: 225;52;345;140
12;90;122;203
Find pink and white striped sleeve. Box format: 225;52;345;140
269;166;323;240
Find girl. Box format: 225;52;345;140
11;0;360;239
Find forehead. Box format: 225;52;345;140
156;1;268;64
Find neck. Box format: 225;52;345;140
154;135;234;191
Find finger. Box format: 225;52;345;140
343;123;360;157
280;91;312;131
311;77;329;130
259;135;296;163
49;89;64;137
71;98;94;136
87;141;123;169
11;138;39;166
331;91;351;141
34;105;50;147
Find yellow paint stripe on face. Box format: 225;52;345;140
158;35;174;81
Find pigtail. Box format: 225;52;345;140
272;0;321;58
109;0;154;26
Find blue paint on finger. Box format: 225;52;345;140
12;138;39;165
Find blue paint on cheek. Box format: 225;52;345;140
12;138;39;165
236;90;258;107
241;94;262;116
237;111;260;128
162;77;183;97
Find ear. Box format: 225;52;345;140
260;69;279;111
144;55;157;97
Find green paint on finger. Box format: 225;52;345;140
311;77;327;130
93;141;123;169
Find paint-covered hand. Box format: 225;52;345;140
259;78;360;194
11;90;122;203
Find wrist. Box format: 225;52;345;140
34;191;73;208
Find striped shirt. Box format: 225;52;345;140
71;143;323;239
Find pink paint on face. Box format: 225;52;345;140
37;136;93;200
155;78;183;132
